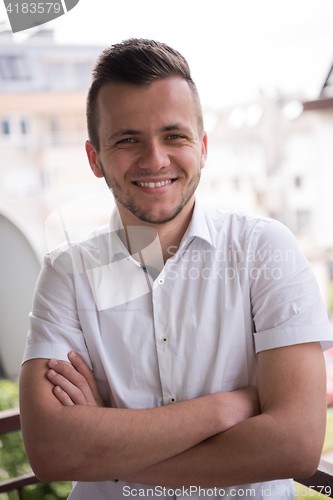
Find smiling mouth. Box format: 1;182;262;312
133;179;177;188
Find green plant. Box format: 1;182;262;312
0;379;71;500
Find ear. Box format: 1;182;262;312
200;133;208;170
85;140;104;178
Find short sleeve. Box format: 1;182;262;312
22;254;92;367
250;220;333;353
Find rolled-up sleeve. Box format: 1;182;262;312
250;220;333;353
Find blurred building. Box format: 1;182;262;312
0;25;104;256
198;64;333;312
1;24;333;313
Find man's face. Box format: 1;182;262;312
86;77;207;226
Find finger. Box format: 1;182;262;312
47;366;89;405
53;386;75;406
67;352;105;407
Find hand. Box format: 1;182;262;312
46;352;105;408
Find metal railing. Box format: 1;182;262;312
1;408;333;498
0;408;39;499
295;460;333;497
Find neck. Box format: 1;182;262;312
116;198;195;265
154;207;193;262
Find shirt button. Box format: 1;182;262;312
161;336;169;343
158;278;164;285
169;396;177;404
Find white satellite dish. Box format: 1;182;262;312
0;211;41;379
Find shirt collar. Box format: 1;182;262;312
180;198;216;249
107;208;131;260
107;197;216;262
108;209;162;271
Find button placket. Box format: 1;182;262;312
152;279;173;407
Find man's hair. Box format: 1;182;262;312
87;38;204;151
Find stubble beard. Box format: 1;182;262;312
99;159;202;225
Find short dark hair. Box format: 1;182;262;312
87;38;204;151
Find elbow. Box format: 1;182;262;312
296;422;325;478
25;444;68;482
30;462;55;484
268;409;325;480
285;435;322;480
292;447;321;479
29;456;76;483
21;416;78;481
23;432;74;482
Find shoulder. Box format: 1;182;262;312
45;224;111;275
199;204;284;248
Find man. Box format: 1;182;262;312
19;38;333;499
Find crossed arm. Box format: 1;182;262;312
19;341;326;486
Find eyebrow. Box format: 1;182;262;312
107;123;193;142
158;123;192;134
107;129;141;142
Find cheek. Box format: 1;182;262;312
172;149;201;170
102;154;131;178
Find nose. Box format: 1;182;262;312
137;140;170;171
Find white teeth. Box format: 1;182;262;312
137;180;173;188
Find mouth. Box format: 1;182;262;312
132;178;177;189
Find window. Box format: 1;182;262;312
0;56;29;80
1;119;10;135
0;116;32;142
1;120;10;135
20;119;28;135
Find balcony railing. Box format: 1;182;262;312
0;408;39;499
295;460;333;497
1;408;333;498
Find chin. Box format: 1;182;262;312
136;212;177;225
139;203;190;225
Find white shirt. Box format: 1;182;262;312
23;201;333;499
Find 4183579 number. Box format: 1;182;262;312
6;3;61;14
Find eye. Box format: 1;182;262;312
166;134;185;140
118;138;137;144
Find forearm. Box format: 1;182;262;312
121;411;323;488
20;359;258;482
122;343;327;488
22;391;220;482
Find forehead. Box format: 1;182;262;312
96;77;199;138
